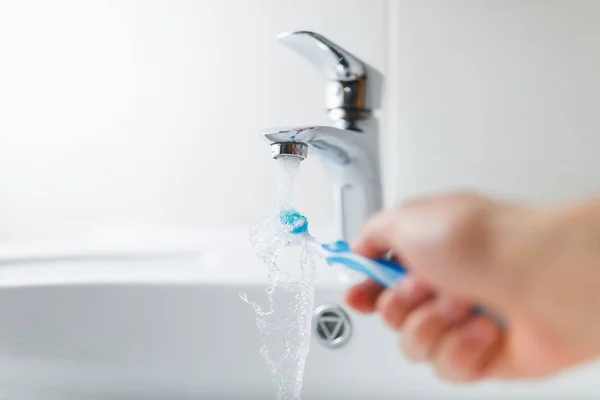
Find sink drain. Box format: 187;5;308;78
313;304;352;349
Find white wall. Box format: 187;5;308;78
3;0;599;241
383;2;600;393
0;0;387;241
387;0;600;205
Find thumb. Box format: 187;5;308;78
353;193;526;309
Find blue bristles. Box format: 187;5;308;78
279;209;309;234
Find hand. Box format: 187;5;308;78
345;193;600;382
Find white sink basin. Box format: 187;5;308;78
0;228;598;399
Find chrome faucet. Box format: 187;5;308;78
261;31;383;241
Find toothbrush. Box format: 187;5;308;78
279;209;495;320
279;209;406;287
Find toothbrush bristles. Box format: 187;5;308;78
279;209;309;234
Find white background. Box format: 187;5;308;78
388;0;600;205
0;0;386;240
1;1;597;242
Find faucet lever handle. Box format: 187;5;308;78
278;31;371;127
277;31;366;82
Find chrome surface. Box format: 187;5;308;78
313;304;352;349
278;31;370;128
261;31;383;241
270;142;308;160
262;126;351;165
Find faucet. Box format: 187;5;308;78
261;31;383;241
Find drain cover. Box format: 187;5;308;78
313;304;352;349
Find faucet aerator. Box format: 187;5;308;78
260;31;383;241
270;142;308;160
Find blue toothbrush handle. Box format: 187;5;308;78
322;240;496;322
322;241;406;288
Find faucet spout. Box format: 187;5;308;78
262;126;353;165
261;125;382;241
260;31;384;242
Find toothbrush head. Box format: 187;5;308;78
279;209;309;234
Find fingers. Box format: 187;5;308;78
344;279;384;313
352;208;401;259
352;194;510;302
346;275;434;318
346;195;514;383
399;300;502;382
376;277;434;329
400;295;471;362
345;276;503;382
372;282;502;383
431;316;502;382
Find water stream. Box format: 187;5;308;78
240;156;317;400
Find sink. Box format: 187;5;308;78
0;227;598;399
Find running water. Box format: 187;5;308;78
240;156;317;400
